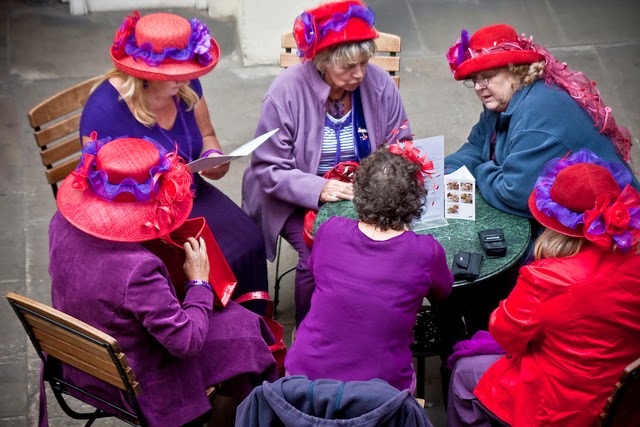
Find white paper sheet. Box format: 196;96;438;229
187;128;279;173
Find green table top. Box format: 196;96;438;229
315;192;531;287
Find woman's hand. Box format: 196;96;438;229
183;237;210;282
199;152;230;180
320;179;354;203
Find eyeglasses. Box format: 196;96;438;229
463;75;496;89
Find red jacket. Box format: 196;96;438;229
474;245;640;426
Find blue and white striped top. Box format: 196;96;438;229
317;111;357;175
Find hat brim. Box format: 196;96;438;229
57;175;193;242
454;50;544;80
111;38;220;81
528;189;584;237
312;24;378;58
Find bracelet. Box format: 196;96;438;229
201;148;224;158
184;279;213;293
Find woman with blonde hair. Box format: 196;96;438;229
446;149;640;427
80;11;269;311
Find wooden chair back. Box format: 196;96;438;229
6;292;145;426
279;31;401;88
599;357;640;426
27;75;102;198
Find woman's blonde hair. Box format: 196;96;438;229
92;68;200;127
313;39;377;71
533;228;584;260
509;61;545;91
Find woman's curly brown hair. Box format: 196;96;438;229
353;145;426;231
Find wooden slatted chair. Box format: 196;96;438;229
27;75;102;198
7;292;147;425
599;357;640;427
7;292;218;426
280;31;402;87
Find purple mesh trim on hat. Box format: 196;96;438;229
75;136;172;202
296;4;375;59
124;19;213;67
533;149;632;231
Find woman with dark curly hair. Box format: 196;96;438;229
284;145;453;393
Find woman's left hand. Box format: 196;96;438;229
320;180;354;203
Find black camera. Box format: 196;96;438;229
478;228;507;257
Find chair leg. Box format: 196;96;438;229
273;237;295;319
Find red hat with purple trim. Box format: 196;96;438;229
110;11;220;81
446;24;544;80
57;134;194;242
293;0;378;61
528;149;640;252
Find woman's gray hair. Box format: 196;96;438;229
313;39;377;71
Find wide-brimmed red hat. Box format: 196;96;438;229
446;24;544;80
57;135;194;242
293;0;378;61
110;11;220;81
528;149;640;251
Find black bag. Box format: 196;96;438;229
451;251;483;280
478;228;507;258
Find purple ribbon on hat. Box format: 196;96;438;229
124;18;213;67
72;136;172;202
296;4;375;59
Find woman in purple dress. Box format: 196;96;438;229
80;11;268;311
284;144;454;393
49;136;277;427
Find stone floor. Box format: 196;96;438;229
1;0;638;425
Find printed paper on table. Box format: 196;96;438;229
444;165;476;220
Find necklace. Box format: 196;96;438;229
327;90;348;118
154;96;193;161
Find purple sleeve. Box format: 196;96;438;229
123;257;214;359
251;93;327;210
426;237;454;301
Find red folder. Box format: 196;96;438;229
142;217;237;307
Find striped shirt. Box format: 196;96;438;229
317;111;357;175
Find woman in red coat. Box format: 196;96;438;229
446;149;640;427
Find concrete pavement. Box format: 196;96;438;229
1;0;638;425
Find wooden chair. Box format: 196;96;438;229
27;75;102;198
279;31;402;88
7;292;147;425
599;357;640;426
7;292;217;426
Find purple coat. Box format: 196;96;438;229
48;212;277;426
284;217;453;391
242;61;412;260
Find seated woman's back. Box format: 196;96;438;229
284;146;453;392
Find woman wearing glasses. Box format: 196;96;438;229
444;23;638;218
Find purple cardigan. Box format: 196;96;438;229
242;61;412;260
48;212;277;426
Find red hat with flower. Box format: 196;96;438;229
446;24;543;80
446;24;634;163
110;11;220;81
57;134;194;242
528;149;640;252
293;0;378;61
